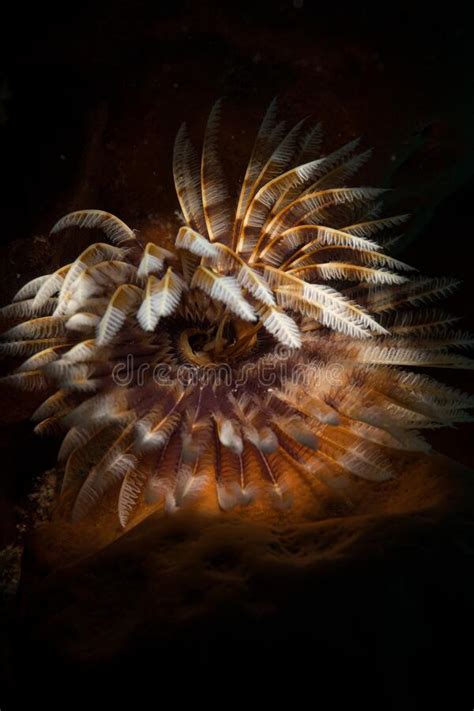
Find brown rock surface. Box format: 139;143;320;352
5;453;471;709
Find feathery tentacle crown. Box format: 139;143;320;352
2;99;473;527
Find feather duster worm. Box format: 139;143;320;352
2;99;473;528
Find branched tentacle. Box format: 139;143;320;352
2;101;472;528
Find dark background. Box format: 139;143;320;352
1;0;473;249
1;1;474;708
